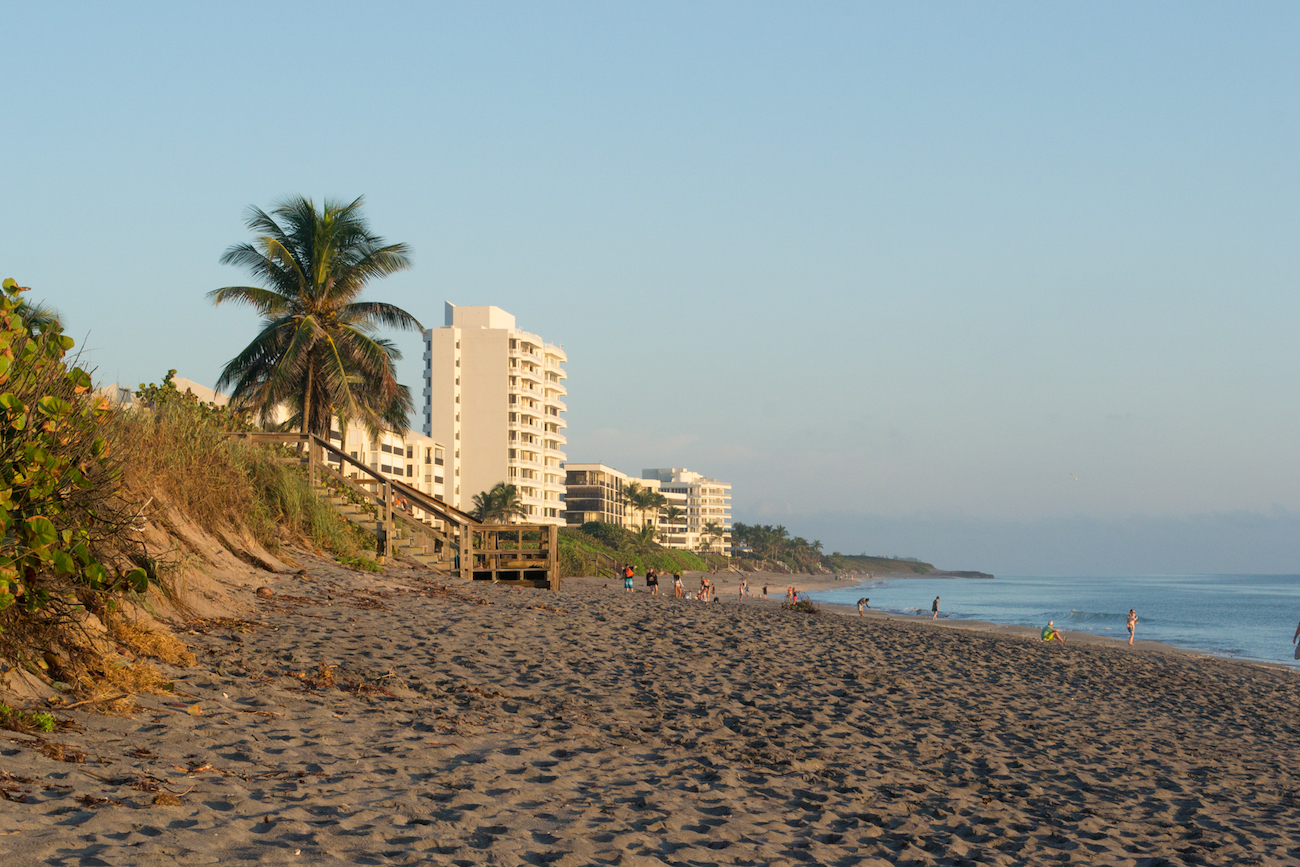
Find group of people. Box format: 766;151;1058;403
620;564;719;602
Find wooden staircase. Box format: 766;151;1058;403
225;432;560;589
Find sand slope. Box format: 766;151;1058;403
2;559;1298;865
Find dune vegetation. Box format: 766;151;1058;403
0;278;375;711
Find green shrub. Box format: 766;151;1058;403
0;278;146;625
0;703;57;733
577;521;632;549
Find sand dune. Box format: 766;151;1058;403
2;559;1298;865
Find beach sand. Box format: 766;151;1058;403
3;559;1299;865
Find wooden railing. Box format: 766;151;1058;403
223;432;559;589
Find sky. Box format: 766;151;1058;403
3;3;1299;575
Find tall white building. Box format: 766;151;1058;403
424;303;567;524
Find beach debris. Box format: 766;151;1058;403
78;794;124;809
36;740;85;763
152;792;183;807
186;703;203;716
256;586;273;598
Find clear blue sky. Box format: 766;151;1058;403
4;3;1298;574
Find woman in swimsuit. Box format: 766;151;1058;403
1127;609;1137;645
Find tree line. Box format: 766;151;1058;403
730;522;827;572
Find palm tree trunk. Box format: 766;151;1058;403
302;360;313;436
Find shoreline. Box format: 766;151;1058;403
603;569;1300;671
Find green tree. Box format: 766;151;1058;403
627;523;659;558
620;481;644;524
472;482;528;524
661;504;685;536
702;521;725;553
209;195;420;442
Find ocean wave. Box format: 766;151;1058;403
1066;610;1126;623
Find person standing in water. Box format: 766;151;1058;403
931;596;940;619
1127;609;1138;645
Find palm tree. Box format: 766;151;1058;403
16;298;60;333
627;523;659;558
472;482;528;524
702;521;725;553
620;481;644;523
209;195;420;441
662;505;685;534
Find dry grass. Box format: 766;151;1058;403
107;612;195;667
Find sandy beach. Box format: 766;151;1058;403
3;559;1299;866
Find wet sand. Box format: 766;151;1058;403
3;558;1299;865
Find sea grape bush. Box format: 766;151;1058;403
0;278;146;622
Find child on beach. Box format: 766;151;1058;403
673;573;683;598
1127;609;1137;645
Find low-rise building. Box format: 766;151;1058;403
642;468;732;554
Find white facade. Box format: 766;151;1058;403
328;423;446;505
424;304;567;524
642;468;732;554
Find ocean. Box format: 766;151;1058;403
808;573;1300;666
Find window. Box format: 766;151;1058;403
406;465;413;477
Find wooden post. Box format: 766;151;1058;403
459;525;472;582
307;437;319;488
547;523;559;591
382;479;393;562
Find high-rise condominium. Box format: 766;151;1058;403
423;304;567;524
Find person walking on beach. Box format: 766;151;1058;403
673;572;683;598
648;569;659;596
623;564;635;593
1041;620;1066;642
1127;609;1138;645
931;596;940;619
762;584;768;600
857;598;869;617
1292;620;1300;659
